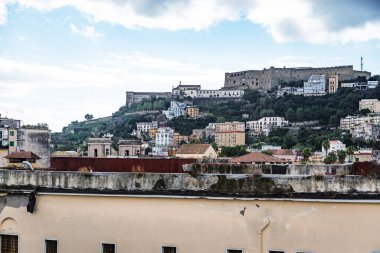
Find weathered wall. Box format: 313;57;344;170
287;163;353;175
18;128;51;168
224;65;371;90
1;169;380;195
50;157;195;173
1;188;380;252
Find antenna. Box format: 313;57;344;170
361;56;363;71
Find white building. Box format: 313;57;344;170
155;127;174;147
340;114;380;130
246;117;289;135
303;75;326;96
368;80;379;89
198;89;244;98
136;121;158;132
163;101;186;119
276;86;304;97
359;99;380;113
322;140;346;154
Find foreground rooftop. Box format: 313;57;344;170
1;169;380;200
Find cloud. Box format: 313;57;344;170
17;0;380;43
0;53;224;131
2;1;380;43
70;24;103;40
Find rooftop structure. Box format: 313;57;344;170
230;152;288;164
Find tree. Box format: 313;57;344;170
220;145;247;157
301;148;312;164
322;140;330;156
84;114;94;121
337;150;347;164
346;146;355;162
324;151;337;164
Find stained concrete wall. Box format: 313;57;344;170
18;128;51;168
0;169;380;195
0;180;380;253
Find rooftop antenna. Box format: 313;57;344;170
361;56;363;71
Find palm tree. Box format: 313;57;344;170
301;148;312;164
346;146;355;163
337;150;347;164
322;140;330;156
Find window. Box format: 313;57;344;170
268;251;284;253
9;131;14;137
102;243;115;253
45;240;57;253
162;246;176;253
1;234;18;253
227;250;243;253
9;141;14;147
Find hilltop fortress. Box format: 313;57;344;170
224;65;370;91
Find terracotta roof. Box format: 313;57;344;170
5;151;41;159
267;149;294;156
176;144;213;155
230;152;287;164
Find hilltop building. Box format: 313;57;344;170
224;65;370;91
215;121;245;147
163;101;186;119
303;75;326;96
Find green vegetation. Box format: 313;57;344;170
220;145;247;157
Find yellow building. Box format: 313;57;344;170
173;133;189;145
0;169;380;253
328;75;339;94
185;106;199;118
149;128;158;139
215;121;245;147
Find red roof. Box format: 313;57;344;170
267;149;294;156
230;152;287;164
5;151;41;159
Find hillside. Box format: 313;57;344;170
52;83;380;153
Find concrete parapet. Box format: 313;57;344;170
0;169;380;198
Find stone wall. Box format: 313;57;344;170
224;65;371;91
1;169;380;196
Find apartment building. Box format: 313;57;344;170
246;117;289;135
215;121;245;147
340;114;380;140
136;121;158;132
185;106;199;118
359;99;380;113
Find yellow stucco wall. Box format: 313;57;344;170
1;194;380;253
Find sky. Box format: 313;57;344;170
1;0;380;132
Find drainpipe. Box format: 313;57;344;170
258;217;271;253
